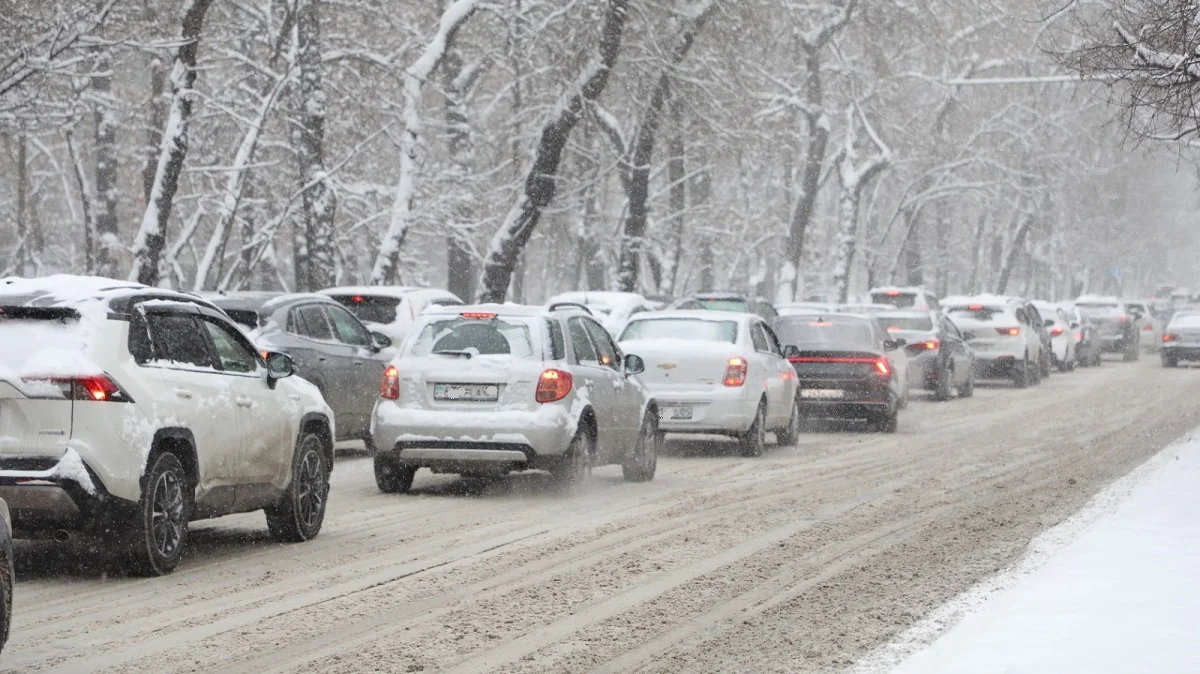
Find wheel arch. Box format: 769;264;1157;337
577;406;598;457
146;428;198;491
298;412;335;473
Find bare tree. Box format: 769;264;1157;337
831;105;890;302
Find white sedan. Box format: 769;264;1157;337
616;311;801;456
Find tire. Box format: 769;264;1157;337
775;396;802;446
1031;356;1043;385
1014;357;1031;389
551;430;592;487
1057;355;1070;374
873;409;899;434
739;402;767;457
374;454;416;494
127;452;189;577
958;369;975;398
933;366;953;402
622;412;659;482
1040;352;1052;379
0;538;12;652
1123;340;1138;362
1163;356;1179;368
266;432;330;543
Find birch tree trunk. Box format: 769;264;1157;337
369;0;481;285
91;50;119;277
478;0;631;303
65;130;96;274
128;0;215;286
831;107;890;303
295;0;337;291
662;114;686;295
442;42;479;301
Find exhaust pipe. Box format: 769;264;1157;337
52;529;71;543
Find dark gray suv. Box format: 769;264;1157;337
208;293;392;445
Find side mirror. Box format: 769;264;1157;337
266;352;296;388
1044;318;1055;328
782;344;801;359
371;331;392;351
624;354;646;376
1070;321;1080;329
884;339;905;351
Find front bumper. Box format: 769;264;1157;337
370;403;576;468
0;449;137;537
645;385;759;434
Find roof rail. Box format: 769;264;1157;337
548;302;593;315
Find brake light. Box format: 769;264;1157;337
907;339;939;351
1050;326;1064;337
380;365;400;399
1119;316;1130;323
968;304;984;310
996;327;1020;336
1164;333;1178;343
259;350;270;360
886;290;901;296
1075;332;1083;340
875;359;891;375
536;369;573;402
21;374;132;402
352;295;365;303
723;357;748;387
460;312;496;319
1144;323;1153;331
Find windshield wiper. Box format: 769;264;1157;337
433;349;473;359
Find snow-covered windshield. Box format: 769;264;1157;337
871;292;917;308
0;311;100;379
619;318;737;343
1077;304;1125;319
694;298;748;313
774;316;876;348
878;315;933;331
410;316;536;357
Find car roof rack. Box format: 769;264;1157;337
547;302;593;315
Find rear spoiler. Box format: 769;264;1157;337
0;306;80;321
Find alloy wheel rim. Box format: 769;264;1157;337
640;420;656;467
151;469;184;558
296;441;326;528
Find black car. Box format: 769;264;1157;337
1075;296;1140;361
773;314;905;433
875;310;975;401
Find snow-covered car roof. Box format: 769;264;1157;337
943;294;1021;309
622;309;751;323
1168;314;1200;329
0;275;207;311
318;286;459;301
1075;294;1122;306
422;303;589;319
868;285;933;295
545;291;645;308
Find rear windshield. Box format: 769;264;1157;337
1076;304;1124;319
694;298;748;313
410;316;536;357
947;306;1008;321
774;317;876;349
0;310;99;378
871;292;917;308
878;315;933;331
223;309;261;331
619;318;738;343
329;294;399;324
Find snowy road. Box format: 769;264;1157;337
5;357;1200;673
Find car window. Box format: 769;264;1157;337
202;318;260;374
582;318;620;368
147;314;217;369
547;319;566;360
568;317;599;364
328;294;399;324
941;318;962;340
761;324;784;356
295;305;335;341
411;315;534;357
1015;308;1028;325
619;318;738;343
326;305;372;347
750;323;770;352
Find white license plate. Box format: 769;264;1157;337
801;389;844;399
433;383;499;402
667;405;693;420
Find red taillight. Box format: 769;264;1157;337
461;312;497;319
1144;323;1153;331
22;375;131;402
1164;333;1178;343
352;295;365;303
536;369;573;402
380;365;400;399
906;340;940;352
1074;331;1083;340
924;339;939;350
967;304;984;310
1119;316;1130;323
1050;326;1064;337
723;357;748;387
886;290;901;296
875;359;891;375
996;327;1020;336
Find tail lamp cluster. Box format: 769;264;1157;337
21;375;132;402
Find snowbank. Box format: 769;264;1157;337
857;430;1200;674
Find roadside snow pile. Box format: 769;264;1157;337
856;431;1200;674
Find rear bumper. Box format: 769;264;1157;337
0;449;137;537
1161;345;1200;361
370;403;576;464
973;356;1020;378
795;379;892;420
644;385;759;435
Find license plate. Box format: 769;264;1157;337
667;405;693;420
433;383;499;402
801;389;844;399
971;342;990;351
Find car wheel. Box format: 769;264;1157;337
1040;353;1052;378
1162;356;1179;368
1057;355;1070;373
958;369;975;398
1014;357;1031;389
552;429;592;487
739;402;767;457
374;454;416;494
933;366;953;402
622;411;659;482
873;409;899;434
775;396;802;446
267;432;330;543
0;529;14;652
128;451;189;577
1123;341;1138;362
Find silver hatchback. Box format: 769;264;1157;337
369;304;661;493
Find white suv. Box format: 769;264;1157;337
0;276;335;575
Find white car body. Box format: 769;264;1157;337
869;286;942;312
617;311;799;439
0;276;334;572
776;302;837;317
944;296;1043;382
544;291;655;336
319;286;462;347
1031;300;1077;369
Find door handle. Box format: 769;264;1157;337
353;361;363;367
173;388;193;400
236;396;253;408
317;356;327;362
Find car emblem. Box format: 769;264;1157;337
657;362;676;370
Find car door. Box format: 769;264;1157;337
325;303;384;439
762;323;798;418
749;321;787;426
291;303;356;430
581;317;637;452
940;317;970;387
198;315;291;490
567;317;619;457
139;308;241;505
